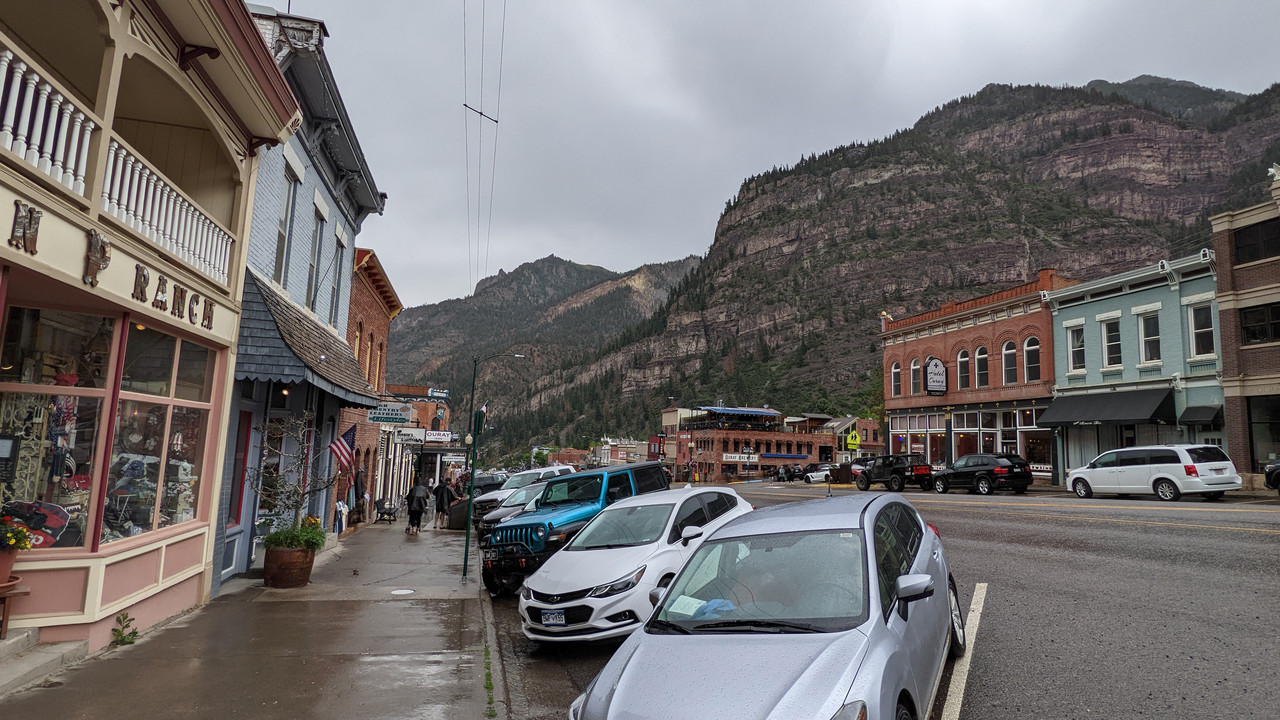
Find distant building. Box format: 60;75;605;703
1039;252;1223;480
385;384;460;492
1209;181;1280;486
663;406;837;482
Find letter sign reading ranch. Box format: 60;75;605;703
925;356;947;396
131;263;215;330
368;402;413;424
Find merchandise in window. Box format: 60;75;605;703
103;399;166;541
0;307;113;388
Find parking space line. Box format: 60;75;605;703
940;582;986;720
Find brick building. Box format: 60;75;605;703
661;407;838;483
335;248;402;527
881;270;1075;474
1209;180;1280;483
384;384;460;488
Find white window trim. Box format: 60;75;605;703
1187;303;1217;359
1138;311;1161;363
1181;291;1216;306
1101;318;1123;368
336;224;348;247
1130;301;1162;315
1062;317;1085;328
1094;310;1122;322
313;189;331;221
282;142;306;182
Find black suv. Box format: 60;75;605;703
856;454;932;492
1265;458;1280;497
933;453;1033;495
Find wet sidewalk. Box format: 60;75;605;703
0;523;504;719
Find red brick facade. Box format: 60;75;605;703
881;270;1076;469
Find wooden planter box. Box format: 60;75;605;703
263;547;316;588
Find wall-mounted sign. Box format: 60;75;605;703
368;402;413;424
925;356;947;396
394;427;426;444
424;430;453;443
130;263;215;330
428;388;450;399
442;454;466;463
723;453;760;463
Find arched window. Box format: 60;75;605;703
957;350;970;390
1002;341;1017;385
1024;337;1041;382
890;362;901;397
910;358;921;395
975;346;989;387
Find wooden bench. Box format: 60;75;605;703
0;584;31;640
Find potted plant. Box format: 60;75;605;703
0;514;33;584
250;412;344;588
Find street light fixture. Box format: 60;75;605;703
461;352;526;583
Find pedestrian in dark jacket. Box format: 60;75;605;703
406;480;431;535
433;478;458;529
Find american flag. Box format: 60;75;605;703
328;425;358;474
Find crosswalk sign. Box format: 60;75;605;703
846;429;861;450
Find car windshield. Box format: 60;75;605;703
1186;446;1231;464
567;503;674;550
541;474;603;505
501;470;542;490
500;483;543;508
652;530;868;633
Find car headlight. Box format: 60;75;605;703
830;700;866;720
519;584;532;601
534;524;547;539
588;566;646;598
568;693;586;720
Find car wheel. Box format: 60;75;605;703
1073;479;1093;498
1154;479;1181;501
856;476;870;491
975;476;993;495
804;475;811;484
934;477;949;494
1012;485;1028;494
1201;491;1225;501
482;567;505;596
948;576;967;658
896;701;915;720
887;474;905;493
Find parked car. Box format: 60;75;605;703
471;465;575;528
857;454;933;492
480;461;671;595
568;493;965;720
1264;458;1280;497
468;473;505;497
519;485;751;642
1067;444;1242;501
933;453;1033;495
803;463;833;484
477;481;548;542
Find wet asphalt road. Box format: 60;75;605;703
491;483;1280;720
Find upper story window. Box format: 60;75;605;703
957;350;970;390
306;213;326;311
354;320;363;374
274;171;299;286
1069;327;1086;371
328;238;345;325
1024;337;1041;382
1190;304;1216;356
909;359;921;395
1233;217;1280;265
1139;314;1160;363
975;346;989;387
1102;320;1122;367
890;362;901;397
1002;341;1017;385
1240;302;1280;345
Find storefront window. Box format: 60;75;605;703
160;407;205;527
175;342;214;402
0;307;113;388
0;392;104;548
103;399;166;541
1247;396;1280;473
120;326;176;396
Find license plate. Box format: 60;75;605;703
1213;468;1225;475
483;549;500;560
541;610;566;626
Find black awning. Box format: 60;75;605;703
1178;405;1222;425
1037;389;1176;427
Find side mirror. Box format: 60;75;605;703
680;525;704;546
894;573;935;621
649;587;666;607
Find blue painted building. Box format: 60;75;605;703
212;6;386;588
1038;251;1224;477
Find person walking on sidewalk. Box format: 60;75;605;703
433;476;458;529
406;480;431;535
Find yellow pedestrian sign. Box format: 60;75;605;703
846;429;861;451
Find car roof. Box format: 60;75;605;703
712;493;888;539
604;484;738;510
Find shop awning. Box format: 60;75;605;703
1037;389;1175;427
1178;405;1222;426
234;271;379;408
761;453;809;459
696;406;782;417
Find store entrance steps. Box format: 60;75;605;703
0;629;87;697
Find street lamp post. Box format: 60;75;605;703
461;352;525;583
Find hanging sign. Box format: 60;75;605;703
424;430;453;443
427;388;450;399
368;402;413;424
393;427;426;444
925;356;947;396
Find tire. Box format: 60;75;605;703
482;567;505;596
1201;491;1225;501
1154;479;1181;502
856;476;870;492
1012;485;1028;494
975;476;993;496
804;475;812;484
947;576;967;658
1073;478;1093;498
934;477;949;494
896;701;915;720
887;474;905;493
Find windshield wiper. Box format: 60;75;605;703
692;619;824;633
581;542;646;550
647;619;691;635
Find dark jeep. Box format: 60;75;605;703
856;454;933;492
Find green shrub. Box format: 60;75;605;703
263;524;326;551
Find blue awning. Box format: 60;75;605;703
697;406;782;417
761;453;808;459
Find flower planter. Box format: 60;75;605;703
262;547;315;588
0;550;17;583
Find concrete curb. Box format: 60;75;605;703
480;583;509;719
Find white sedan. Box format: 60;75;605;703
519;485;752;642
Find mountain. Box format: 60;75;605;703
387;255;701;426
414;78;1280;463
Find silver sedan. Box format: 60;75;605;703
569;493;966;720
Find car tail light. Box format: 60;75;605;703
993;466;1009;475
927;522;940;537
1184;464;1199;477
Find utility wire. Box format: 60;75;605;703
462;0;473;293
483;0;508;280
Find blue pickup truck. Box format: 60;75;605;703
479;461;670;595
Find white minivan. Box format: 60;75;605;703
1068;444;1241;501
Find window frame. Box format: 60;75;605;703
909;358;921;395
1189;304;1216;357
274;169;300;286
1001;340;1017;385
1232;217;1280;265
1102;319;1122;368
975;346;988;387
1239;302;1280;346
956;350;970;390
890;362;901;397
306;211;326;311
1068;327;1086;371
1024;337;1041;382
1139;313;1161;363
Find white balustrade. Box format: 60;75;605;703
101;136;232;285
0;45;99;199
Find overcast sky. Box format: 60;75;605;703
267;0;1280;308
